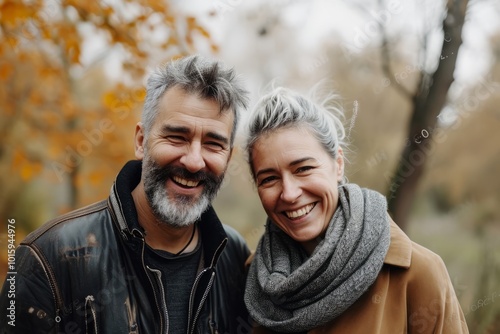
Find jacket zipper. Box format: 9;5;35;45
188;269;217;334
85;295;98;334
147;266;169;333
135;230;168;334
125;297;138;334
30;246;64;332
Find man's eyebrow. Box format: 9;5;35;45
255;157;316;178
160;125;229;145
160;124;190;135
206;131;229;145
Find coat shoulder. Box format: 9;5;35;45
22;200;109;246
408;240;450;285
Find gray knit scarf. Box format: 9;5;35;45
244;184;391;333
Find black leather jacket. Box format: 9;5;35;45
0;161;251;334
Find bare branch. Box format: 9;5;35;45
376;0;415;99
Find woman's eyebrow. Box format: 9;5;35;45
255;167;275;178
255;157;316;178
289;157;315;167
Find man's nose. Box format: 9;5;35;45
180;142;206;173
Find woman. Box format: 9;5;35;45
244;87;468;333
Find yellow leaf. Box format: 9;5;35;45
28;90;44;105
210;43;220;54
0;1;34;27
132;88;146;102
186;16;196;28
0;63;13;81
170;54;185;61
185;34;193;47
165;15;175;24
89;171;103;185
6;35;18;48
75;173;85;188
102;91;117;108
196;26;210;39
19;162;42;181
48;145;61;159
102;6;114;16
12;151;24;169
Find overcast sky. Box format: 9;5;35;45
78;0;500;94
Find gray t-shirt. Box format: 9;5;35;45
144;239;203;334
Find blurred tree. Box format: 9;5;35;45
377;0;470;229
422;30;500;218
0;0;216;282
0;0;215;216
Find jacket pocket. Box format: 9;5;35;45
85;295;98;334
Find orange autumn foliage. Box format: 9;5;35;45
0;0;216;283
0;0;215;229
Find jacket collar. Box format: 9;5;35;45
109;160;228;268
383;218;412;268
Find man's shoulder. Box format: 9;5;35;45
221;224;250;260
222;224;244;241
22;200;111;246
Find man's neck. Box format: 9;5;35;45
131;181;199;254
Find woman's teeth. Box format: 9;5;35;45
285;203;315;219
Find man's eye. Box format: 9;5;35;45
167;136;185;143
205;141;225;150
166;136;184;141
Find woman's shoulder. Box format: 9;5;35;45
388;220;456;302
386;218;447;274
386;218;453;294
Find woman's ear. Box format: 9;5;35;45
134;122;145;160
336;147;345;182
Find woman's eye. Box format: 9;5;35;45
259;176;277;186
296;166;314;173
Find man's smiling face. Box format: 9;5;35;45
136;86;234;227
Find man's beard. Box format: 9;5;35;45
142;155;225;228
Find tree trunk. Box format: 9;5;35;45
388;0;469;230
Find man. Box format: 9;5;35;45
0;55;251;333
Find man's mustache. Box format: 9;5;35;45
148;163;223;190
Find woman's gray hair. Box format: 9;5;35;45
142;55;249;146
246;86;348;182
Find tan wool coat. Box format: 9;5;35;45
250;220;469;334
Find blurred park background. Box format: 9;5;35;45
1;0;499;332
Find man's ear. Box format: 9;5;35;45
135;122;145;160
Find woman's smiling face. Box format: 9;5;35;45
251;126;344;248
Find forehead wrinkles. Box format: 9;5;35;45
157;100;233;134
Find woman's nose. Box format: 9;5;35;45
280;177;302;203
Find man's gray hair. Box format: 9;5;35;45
142;55;249;146
246;86;347;181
